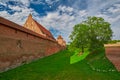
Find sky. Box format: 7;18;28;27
0;0;120;42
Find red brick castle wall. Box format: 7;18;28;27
104;44;120;71
0;17;64;72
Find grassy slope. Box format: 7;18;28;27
70;50;89;64
0;50;120;80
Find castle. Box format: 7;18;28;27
0;14;66;72
23;14;66;47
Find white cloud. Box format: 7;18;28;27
45;0;59;5
107;6;120;14
78;10;88;17
86;0;120;40
8;5;22;11
0;8;35;25
20;0;30;6
30;0;45;5
0;2;87;42
114;3;120;8
39;11;75;30
0;1;7;6
34;6;88;42
58;6;73;12
0;0;30;6
96;13;120;40
0;0;120;42
111;27;120;40
30;0;59;5
0;0;37;25
86;0;120;16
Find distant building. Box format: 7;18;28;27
57;35;66;47
24;14;55;40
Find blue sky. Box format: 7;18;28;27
0;0;120;42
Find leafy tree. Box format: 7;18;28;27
69;16;113;53
69;24;89;53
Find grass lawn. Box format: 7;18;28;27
70;50;89;64
0;49;120;80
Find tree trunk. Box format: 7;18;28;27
81;46;84;53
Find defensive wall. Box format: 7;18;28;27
0;17;65;72
104;43;120;71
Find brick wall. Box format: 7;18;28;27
0;17;64;72
105;45;120;71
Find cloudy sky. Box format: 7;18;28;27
0;0;120;42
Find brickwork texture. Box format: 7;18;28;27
0;16;65;72
105;45;120;71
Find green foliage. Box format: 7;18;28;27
69;23;90;53
108;40;120;44
69;16;113;52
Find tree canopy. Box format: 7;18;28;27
69;16;113;53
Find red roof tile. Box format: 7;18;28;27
57;35;63;39
33;20;55;39
0;16;56;42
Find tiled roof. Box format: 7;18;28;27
33;20;54;39
0;16;56;42
57;35;63;39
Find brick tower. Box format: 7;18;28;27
57;35;66;47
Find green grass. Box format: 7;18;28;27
70;50;89;64
0;49;120;80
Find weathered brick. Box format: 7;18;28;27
0;16;65;72
104;44;120;71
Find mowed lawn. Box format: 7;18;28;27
0;50;120;80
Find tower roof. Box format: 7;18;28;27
33;20;54;38
24;14;55;40
57;35;63;39
28;13;32;18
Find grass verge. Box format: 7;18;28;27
0;49;120;80
70;50;89;64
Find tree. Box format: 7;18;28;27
69;16;113;53
69;24;90;53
